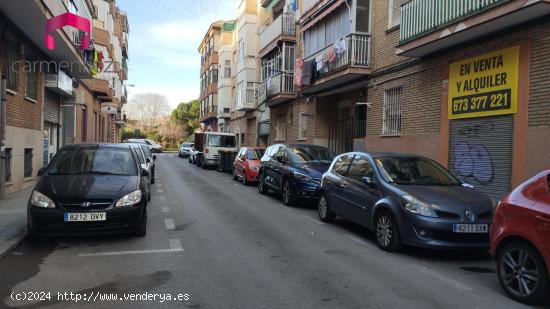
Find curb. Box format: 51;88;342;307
0;230;27;260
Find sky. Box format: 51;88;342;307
117;0;240;110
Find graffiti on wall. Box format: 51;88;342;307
452;142;494;184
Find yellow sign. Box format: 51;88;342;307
448;46;519;120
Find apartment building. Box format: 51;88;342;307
274;0;550;201
230;0;262;147
199;21;223;132
0;0;129;197
217;21;236;133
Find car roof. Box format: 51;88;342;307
348;151;428;159
242;146;265;150
62;143;132;150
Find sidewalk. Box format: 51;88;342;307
0;188;32;258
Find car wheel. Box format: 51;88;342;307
281;179;296;206
27;212;37;240
135;209;147;237
178;154;183;158
497;242;549;305
318;194;336;223
242;170;248;186
375;211;402;252
232;169;238;181
258;172;268;195
201;159;207;169
151;169;155;184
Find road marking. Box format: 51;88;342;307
165;219;175;230
159;196;167;202
302;215;325;225
161;206;170;213
418;266;473;292
78;240;184;257
157;188;164;193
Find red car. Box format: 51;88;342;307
491;170;550;305
233;147;265;185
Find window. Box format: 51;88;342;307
1;35;19;91
224;60;231;78
275;115;286;141
24;148;33;178
5;148;12;182
68;0;78;14
212;69;218;83
298;112;307;140
388;0;406;29
356;0;371;33
25;49;38;101
333;154;353;176
382;87;402;135
348;156;374;181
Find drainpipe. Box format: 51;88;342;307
0;76;7;200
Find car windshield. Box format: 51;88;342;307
288;147;335;164
375;157;461;186
182;143;193;148
208;135;236;147
247;149;265;160
48;148;137;176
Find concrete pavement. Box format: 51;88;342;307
0;154;541;308
0;188;31;259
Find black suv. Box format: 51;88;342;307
258;144;335;206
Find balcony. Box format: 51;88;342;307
259;73;295;107
398;0;550;57
201;52;219;74
236;86;257;111
259;13;296;56
0;0;93;77
217;107;232;119
301;33;371;94
201;105;218;122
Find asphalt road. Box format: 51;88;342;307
0;154;543;309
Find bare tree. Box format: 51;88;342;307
124;93;171;130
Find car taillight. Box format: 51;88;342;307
205;148;209;154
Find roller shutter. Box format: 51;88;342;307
449;115;513;202
44;89;60;123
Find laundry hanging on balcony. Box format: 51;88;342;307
98;51;104;71
328;47;335;63
334;38;347;55
301;59;314;86
315;54;323;71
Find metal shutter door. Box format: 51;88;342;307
449;115;513;202
44;90;60;124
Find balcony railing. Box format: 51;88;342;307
260;13;296;51
236;86;257;111
304;33;371;81
400;0;507;43
267;72;294;97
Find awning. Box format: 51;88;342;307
301;0;345;33
81;79;111;97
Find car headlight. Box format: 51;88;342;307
116;190;142;207
293;171;312;182
31;191;56;208
401;195;437;217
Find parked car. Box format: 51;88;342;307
179;143;194;158
319;152;494;251
193;132;236;169
27;144;149;237
128;138;163;153
491;170;550;305
128;142;157;182
233;147;265;185
129;143;155;189
258;144;335;206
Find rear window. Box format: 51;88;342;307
247;149;265;160
208;135;236;147
48;148;137;176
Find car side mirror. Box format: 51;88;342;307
362;176;377;187
38;167;47;177
153;155;157;161
141;168;149;177
146;157;152;164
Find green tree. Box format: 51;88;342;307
171;99;200;138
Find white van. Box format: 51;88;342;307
194;132;236;168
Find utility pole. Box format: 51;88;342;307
0;76;7;200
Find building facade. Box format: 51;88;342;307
0;0;129;197
199;21;223;132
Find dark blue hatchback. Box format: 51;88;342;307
319;152;494;251
258;144;335;206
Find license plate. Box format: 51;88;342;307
453;224;488;233
64;213;106;222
